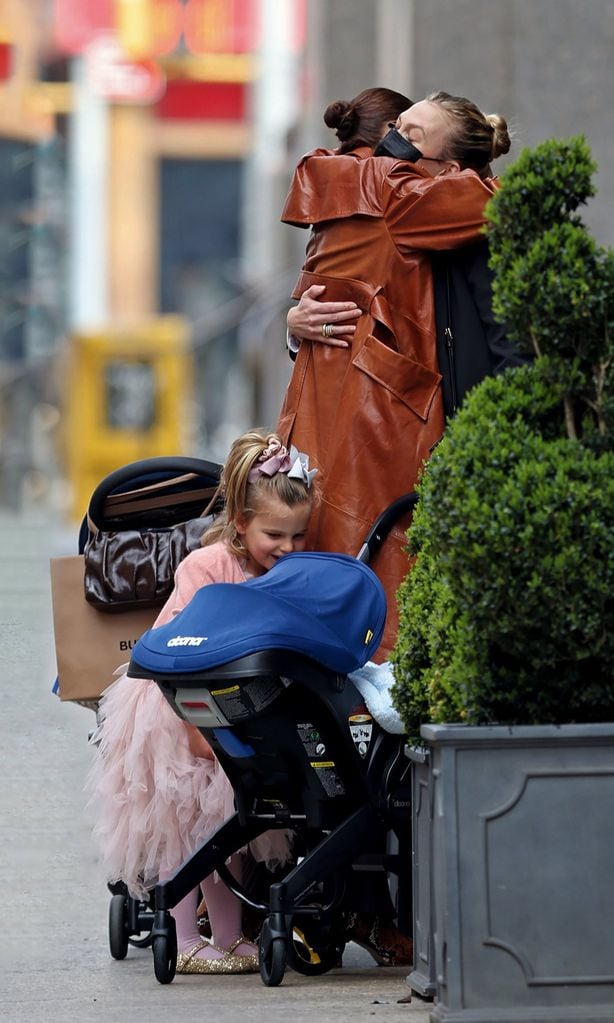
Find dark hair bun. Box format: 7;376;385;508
323;99;357;141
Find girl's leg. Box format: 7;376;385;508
172;857;255;964
157;868;202;954
200;862;254;958
170;887;202;954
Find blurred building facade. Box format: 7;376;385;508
0;0;612;514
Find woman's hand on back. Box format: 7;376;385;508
287;285;361;347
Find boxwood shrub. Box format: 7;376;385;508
390;365;614;738
391;137;613;739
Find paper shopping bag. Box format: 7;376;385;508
50;555;158;702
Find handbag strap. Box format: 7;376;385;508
104;472;205;503
102;486;218;518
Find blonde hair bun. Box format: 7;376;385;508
487;113;511;159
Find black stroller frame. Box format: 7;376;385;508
82;456;416;984
126;489;418;987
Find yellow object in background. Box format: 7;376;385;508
115;0;156;58
63;315;193;522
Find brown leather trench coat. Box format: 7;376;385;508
276;146;497;659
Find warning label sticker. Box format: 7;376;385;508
309;761;345;797
297;722;345;795
296;721;326;757
348;712;373;758
209;677;283;721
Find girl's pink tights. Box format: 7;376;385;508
168;860;255;959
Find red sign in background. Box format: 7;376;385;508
53;0;260;58
85;36;167;104
53;0;114;56
0;42;12;80
49;0;304;118
156;80;246;120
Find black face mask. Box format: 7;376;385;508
374;127;422;162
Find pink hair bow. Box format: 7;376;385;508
248;438;317;487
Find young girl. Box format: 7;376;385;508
87;429;317;975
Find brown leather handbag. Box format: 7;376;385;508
83;516;211;612
82;459;221;612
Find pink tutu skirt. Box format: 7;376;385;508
86;668;292;898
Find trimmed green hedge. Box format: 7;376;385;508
391;367;614;738
487;136;614;444
391;137;613;739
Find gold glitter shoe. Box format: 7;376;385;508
176;937;259;975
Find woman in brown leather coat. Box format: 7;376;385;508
277;89;511;658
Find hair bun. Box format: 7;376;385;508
323;99;357;141
487;113;511;159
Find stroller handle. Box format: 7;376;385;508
356;491;419;565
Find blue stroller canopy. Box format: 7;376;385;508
130;551;387;675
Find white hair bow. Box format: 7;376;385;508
287;446;318;488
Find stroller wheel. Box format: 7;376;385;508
152;914;177;984
259;919;287;987
108;893;129;960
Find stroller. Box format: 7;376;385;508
126;490;418;987
78;455;223;959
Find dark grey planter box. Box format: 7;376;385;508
417;722;614;1023
406;744;436;999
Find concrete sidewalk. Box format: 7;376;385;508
0;509;433;1022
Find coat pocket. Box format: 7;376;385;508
352;334;441;422
291;269;377;311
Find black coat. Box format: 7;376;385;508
432;240;530;419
